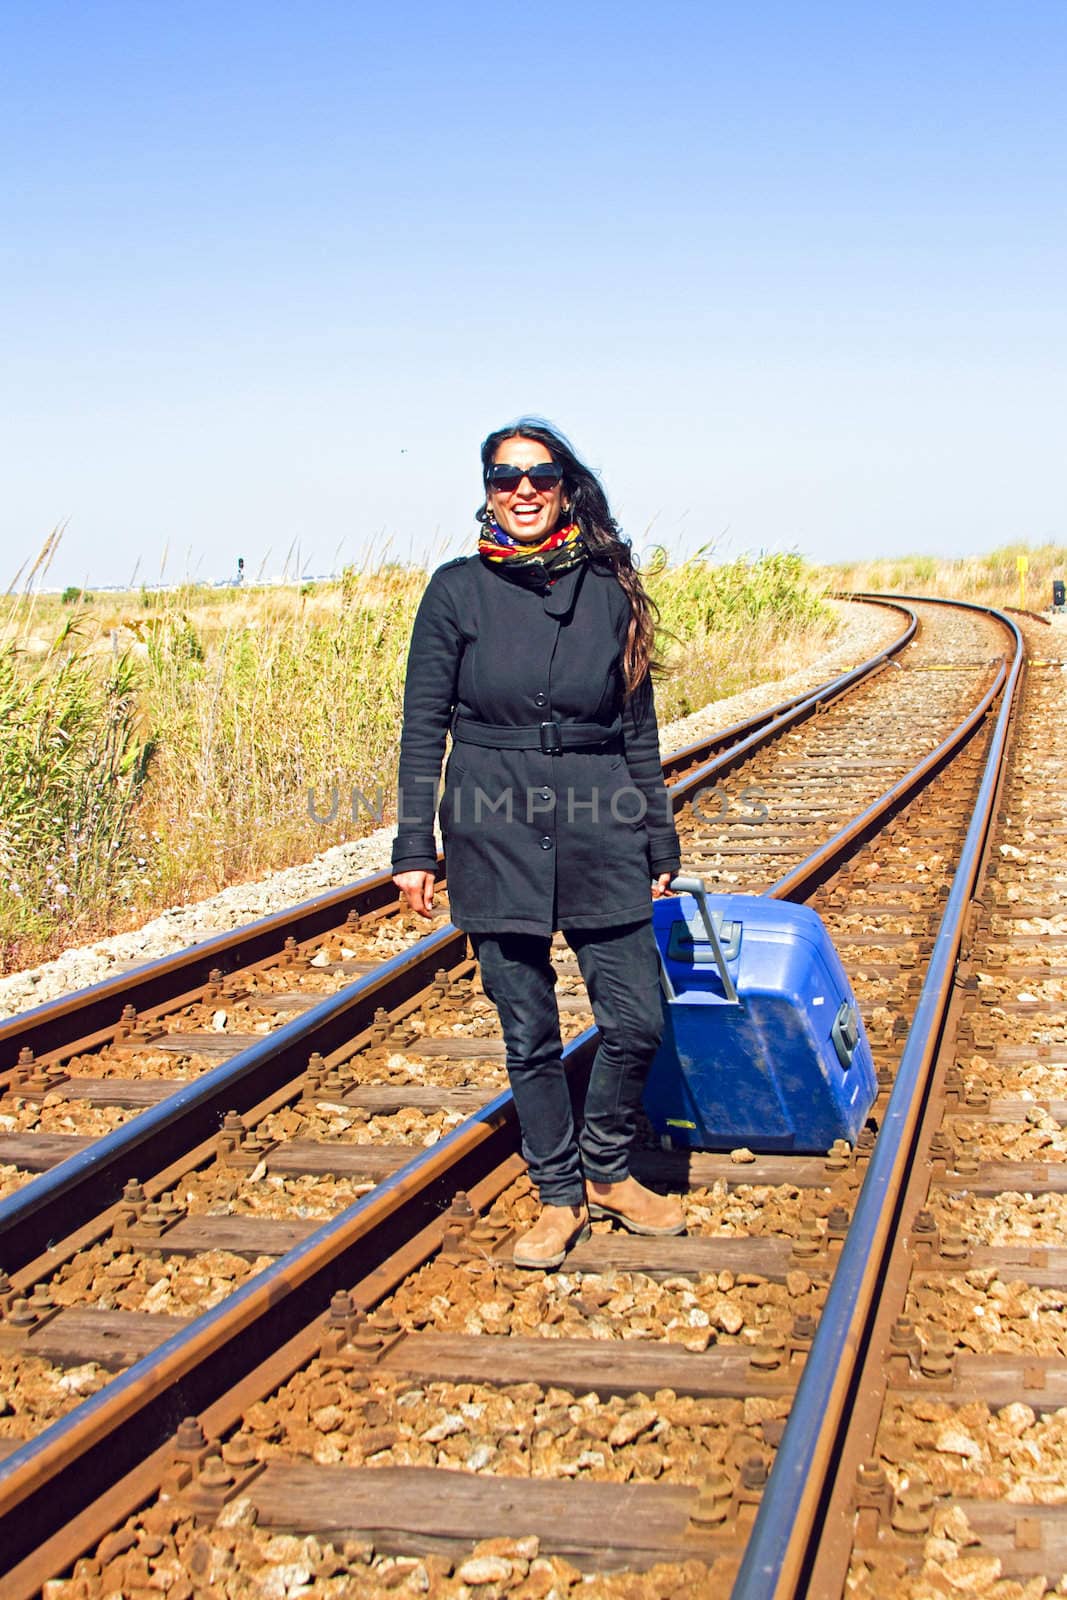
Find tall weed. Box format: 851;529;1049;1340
650;550;833;718
2;549;833;966
0;620;154;952
829;543;1067;607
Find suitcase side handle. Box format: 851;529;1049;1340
831;1001;860;1069
668;874;740;1005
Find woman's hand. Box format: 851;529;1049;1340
394;870;436;918
650;872;674;899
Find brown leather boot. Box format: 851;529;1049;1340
586;1176;686;1236
512;1204;590;1269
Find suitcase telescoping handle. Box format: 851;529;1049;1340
657;874;740;1005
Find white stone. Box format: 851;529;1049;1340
456;1556;513;1584
421;1412;466;1442
999;1401;1036;1436
934;1424;983;1460
216;1495;258;1528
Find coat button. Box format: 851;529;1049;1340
539;835;553;849
534;691;548;708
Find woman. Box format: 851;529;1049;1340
392;418;685;1268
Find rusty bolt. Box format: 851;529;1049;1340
222;1111;245;1134
348;1313;384;1353
17;1047;34;1067
122;1179;146;1205
689;1471;733;1527
221;1432;257;1468
792;1218;822;1258
955;1150;980;1178
120;1005;137;1025
919;1331;955;1379
890;1317;919;1350
174;1417;208;1454
792;1313;817;1343
825;1139;852;1171
329;1291;354;1324
891;1485;933;1538
749;1339;784;1372
197;1453;235;1490
856;1459;888;1493
912;1209;936;1236
940;1228;968;1260
740;1454;769;1490
827;1205;850;1238
8;1298;37;1326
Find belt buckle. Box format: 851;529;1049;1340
539;720;563;755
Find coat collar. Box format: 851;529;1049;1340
542;559;587;618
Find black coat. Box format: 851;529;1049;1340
391;553;681;936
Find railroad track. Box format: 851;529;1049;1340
0;595;1051;1598
0;599;915;1271
793;619;1067;1600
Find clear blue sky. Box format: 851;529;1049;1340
2;0;1064;588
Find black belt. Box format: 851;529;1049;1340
452;715;623;756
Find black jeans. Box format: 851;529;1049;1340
470;920;664;1206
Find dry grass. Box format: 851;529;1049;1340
1;545;835;969
825;543;1067;610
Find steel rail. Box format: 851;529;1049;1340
659;596;915;784
0;1064;559;1577
0;601;1003;1591
0;867;406;1076
730;601;1025;1600
0;603;917;1272
0;927;467;1271
804;641;1029;1600
664;601;917;807
0;597;915;1081
769;658;1008;903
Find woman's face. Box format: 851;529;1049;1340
486;438;566;544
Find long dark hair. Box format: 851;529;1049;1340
477;416;659;693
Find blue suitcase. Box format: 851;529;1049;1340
642;877;877;1153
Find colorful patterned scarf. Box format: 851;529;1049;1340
477;520;587;590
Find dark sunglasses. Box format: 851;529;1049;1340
486;462;564;493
